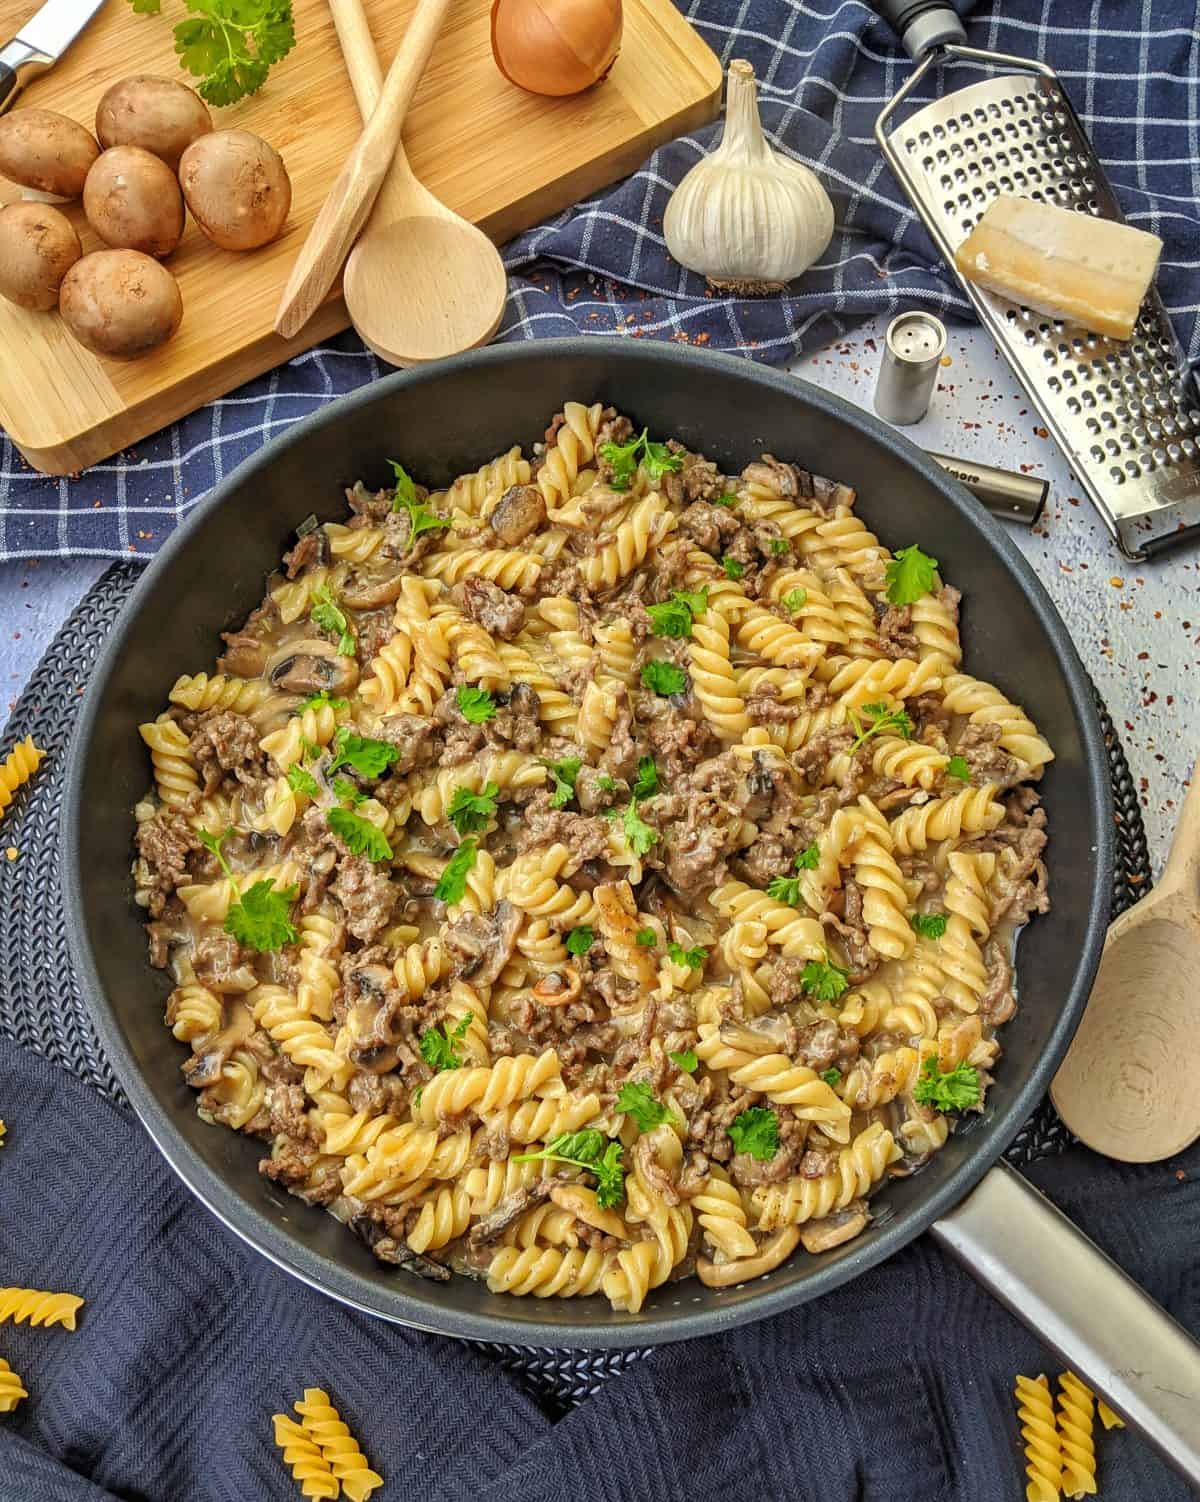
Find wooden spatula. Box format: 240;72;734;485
328;0;507;364
1052;758;1200;1162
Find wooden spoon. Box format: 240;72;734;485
1051;759;1200;1162
329;0;507;365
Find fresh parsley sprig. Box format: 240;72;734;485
766;874;803;907
794;842;820;871
646;588;707;640
622;801;658;857
433;839;477;904
418;1015;471;1073
782;588;808;613
946;754;971;782
296;691;349;715
631;755;659;800
457;685;496;724
513;1130;626;1209
910;912;948;940
635;927;658;948
197;827;298;953
640;659;687;697
721;556;745;580
848;701;914;755
310;584;356;657
543;754;581;810
286;764;320;800
329;726;399;779
598;429;684;491
327;807;392;863
800;958;850;1002
667;940;707;970
885;544;938;606
131;0;296;108
332;776;366;805
912;1055;981;1113
616;1081;677;1131
728;1106;779;1161
388;459;449;548
446;781;499;836
565;926;594;956
669;1049;698;1074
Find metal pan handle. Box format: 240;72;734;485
931;1162;1200;1485
867;0;967;59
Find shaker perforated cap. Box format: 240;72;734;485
874;311;947;425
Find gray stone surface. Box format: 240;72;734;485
2;313;1195;868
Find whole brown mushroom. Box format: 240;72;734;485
59;249;183;361
95;76;212;173
83;145;186;259
0;108;99;198
179;129;291;251
0;202;82;311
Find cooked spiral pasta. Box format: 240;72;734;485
0;1287;84;1329
0;1359;27;1414
1014;1374;1062;1502
135;401;1052;1309
138;717;198;810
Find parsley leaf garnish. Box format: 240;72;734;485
946;754;971;782
766;874;802;906
669;1049;699;1073
714;491;738;508
728;1106;779;1161
820;1067;842;1087
595;774;617;793
286;764;321;800
513;1131;625;1209
197;826;232;877
418;1014;471;1073
328;726;399;779
598;429;683;490
332;775;366;805
446;781;500;836
623;801;658;857
225;878;298;952
912;1055;981;1113
885;543;939;606
640;659;688;697
800;958;850;1002
296;691;349;715
167;0;296;108
722;556;745;580
616;1081;676;1132
565;925;594;956
327;807;392;863
794;842;820;871
457;685;496;724
310;583;356;657
911;912;948;940
666;940;707;970
433;839;477;904
631;755;659;800
848;701;914;754
635;927;657;947
646;588;707;639
388;459;448;547
768;538;788;556
544;754;582;810
782;587;808;613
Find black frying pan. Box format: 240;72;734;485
61;341;1200;1477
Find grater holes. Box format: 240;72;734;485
1110;467;1126;484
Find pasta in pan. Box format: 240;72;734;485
131;404;1051;1307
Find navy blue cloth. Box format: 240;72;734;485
2;0;1199;559
0;1037;1197;1502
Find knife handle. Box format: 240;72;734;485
0;38;54;116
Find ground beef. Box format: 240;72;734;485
745;681;802;724
260;1141;341;1205
676;500;741;553
188;710;263;793
517;792;613;866
331;855;398;942
135;811;200;917
436;683;543;764
282;528;327;579
741;455;815;503
636;693;718;782
345;479;394;522
799;1148;837;1179
347;1071;411;1117
872;602;920;660
457;577;525;639
821;880;879;983
374;714;439;775
575;764;624;813
191;929;257;993
791;725;854;784
981;938;1016;1024
508;996;595;1086
598;684;640;780
955;721;1024;791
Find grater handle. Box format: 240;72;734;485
868;0;967;58
1139;522;1200;562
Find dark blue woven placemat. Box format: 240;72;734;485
0;562;1150;1416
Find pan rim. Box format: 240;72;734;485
63;337;1114;1349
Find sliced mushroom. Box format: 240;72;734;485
489;484;546;545
344;965;403;1072
468;1183;552;1247
270;643;360;697
218;630;268;679
349;1215;451;1280
798;1207;869;1254
182;1008;252;1087
342;572;407;610
442;899;523;988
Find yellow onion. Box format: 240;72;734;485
491;0;623;98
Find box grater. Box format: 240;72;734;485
871;1;1200;560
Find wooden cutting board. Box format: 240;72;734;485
0;0;721;474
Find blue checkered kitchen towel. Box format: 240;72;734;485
2;0;1199;560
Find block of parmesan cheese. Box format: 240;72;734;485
954;194;1162;340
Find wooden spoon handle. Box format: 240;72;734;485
1159;755;1200;896
274;0;454;338
327;0;385;119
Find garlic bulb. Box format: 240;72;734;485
664;59;834;295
